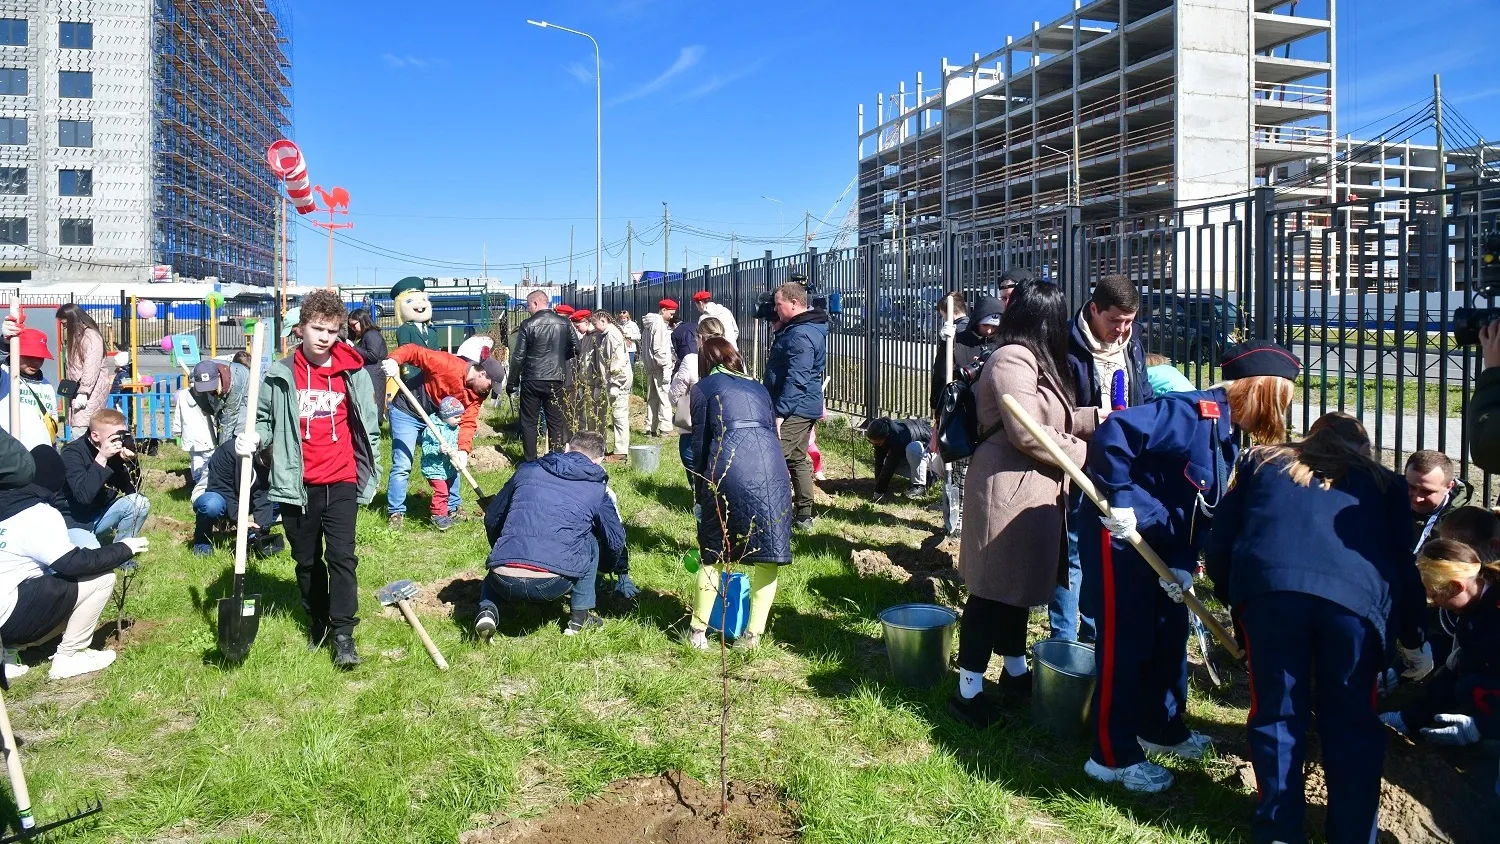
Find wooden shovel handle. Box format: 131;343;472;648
397;598;449;671
0;685;32;828
999;394;1243;661
391;377;484;494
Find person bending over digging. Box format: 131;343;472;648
865;416;939;502
247;290;382;669
190;438;277;557
475;431;627;641
0;441;147;681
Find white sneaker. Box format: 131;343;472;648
1139;731;1214;761
2;649;27;680
1084;758;1175;793
49;648;117;680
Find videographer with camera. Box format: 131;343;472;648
56;409;151;550
763;279;828;531
1469;323;1500;473
931;293;1004;537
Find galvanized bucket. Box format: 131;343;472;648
628;444;659;473
1031;638;1097;740
878;603;958;688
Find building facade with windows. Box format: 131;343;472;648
0;1;292;286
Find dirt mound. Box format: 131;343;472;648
850;545;964;607
141;467;187;493
460;772;798;844
851;549;907;583
468;445;511;473
146;514;192;542
394;572;484;620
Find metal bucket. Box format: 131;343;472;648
628;444;660;473
1031;638;1097;740
878;603;958;688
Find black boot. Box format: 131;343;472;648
331;634;359;669
947;691;1008;730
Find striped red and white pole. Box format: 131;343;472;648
267;140;317;215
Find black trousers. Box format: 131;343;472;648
956;593;1031;672
518;380;567;462
0;576;77;646
284;482;360;636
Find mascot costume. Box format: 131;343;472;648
390;276;438;401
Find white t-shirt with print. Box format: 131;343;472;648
0;503;74;626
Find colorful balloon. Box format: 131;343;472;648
160;336;174;352
136;301;157;319
140;375;154;386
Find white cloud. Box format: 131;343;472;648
675;63;760;103
609;45;705;105
382;53;444;70
565;61;594;84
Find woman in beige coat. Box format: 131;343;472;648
950;280;1102;729
55;303;109;437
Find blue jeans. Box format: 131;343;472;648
1048;488;1096;642
192;491;230;546
386;406;423;516
481;568;597;613
68;493;150;549
679;433;694;489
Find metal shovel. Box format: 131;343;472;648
217;320;266;663
376;580;449;670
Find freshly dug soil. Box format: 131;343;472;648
461;772;799;844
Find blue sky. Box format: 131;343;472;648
285;0;1498;289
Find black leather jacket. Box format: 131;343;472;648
508;310;578;385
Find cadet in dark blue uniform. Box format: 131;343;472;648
1080;341;1298;793
1205;412;1429;844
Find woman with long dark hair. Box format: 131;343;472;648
950;280;1102;728
1205;413;1428;841
347;308;388;417
685;336;793;650
55;303;107;436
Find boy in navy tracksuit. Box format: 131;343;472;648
1205;412;1429;844
1080;341;1299;794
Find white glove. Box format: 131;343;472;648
234;431;260;458
379;358;399;378
121;536;149;556
1420;713;1481;746
75;393;89;406
453;450;469;473
938;323;955;342
1100;506;1136;538
1399;642;1434;681
1159;569;1192;604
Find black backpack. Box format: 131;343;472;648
935;349;1003;462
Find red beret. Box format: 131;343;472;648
692;290;712;302
570;309;591;322
659;298;678;310
555;304;575;315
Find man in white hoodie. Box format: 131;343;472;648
639;299;677;437
692;290;739;348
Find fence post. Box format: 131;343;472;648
864;242;880;422
807;246;820;294
730;257;741;330
1253;186;1276;341
1062;205;1083;310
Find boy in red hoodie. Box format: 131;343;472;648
243;291;382;668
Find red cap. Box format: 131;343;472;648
555;304;575;315
570;309;591;322
659;298;678;310
692;290;711;302
17;328;51;360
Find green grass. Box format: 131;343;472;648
5;410;1262;843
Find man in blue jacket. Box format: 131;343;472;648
1052;274;1155;644
763;279;828;530
476;431;628;639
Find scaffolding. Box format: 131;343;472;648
153;0;292;287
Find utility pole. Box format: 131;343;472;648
568;225;575;285
730;231;736;262
804;210;811;250
627;220;633;284
1435;74;1446;219
663;202;670;280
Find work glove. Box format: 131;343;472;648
453;451;469;473
75;392;88;406
1100;506;1136;538
1159;569;1192;604
379;358;399;378
234;431;259;458
1399;641;1434;681
121;536;150;556
1421;713;1481;746
938;322;955;342
1377;668;1400;698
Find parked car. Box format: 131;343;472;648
1136;291;1243;365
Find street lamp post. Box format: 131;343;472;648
528;19;602;309
1040;144;1078;206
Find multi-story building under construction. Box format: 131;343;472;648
0;0;292;286
856;0;1494;246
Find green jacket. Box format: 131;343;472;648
395;322;440;381
256;353;383;507
1470;367;1500;473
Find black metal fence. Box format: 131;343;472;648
592;184;1497;498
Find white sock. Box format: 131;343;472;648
958;668;984;699
1003;655;1028;676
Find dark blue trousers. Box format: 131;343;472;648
1240;592;1384;844
1080;526;1191;769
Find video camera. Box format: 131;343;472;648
955;347;995;385
1454;229;1500;345
754;292;776;321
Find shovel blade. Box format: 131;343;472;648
476;491;495;510
216;593;262;663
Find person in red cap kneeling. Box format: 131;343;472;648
640;299;678;437
692;291;739;348
0;318;59;450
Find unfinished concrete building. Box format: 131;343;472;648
856;0;1342;241
0;0;292;286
